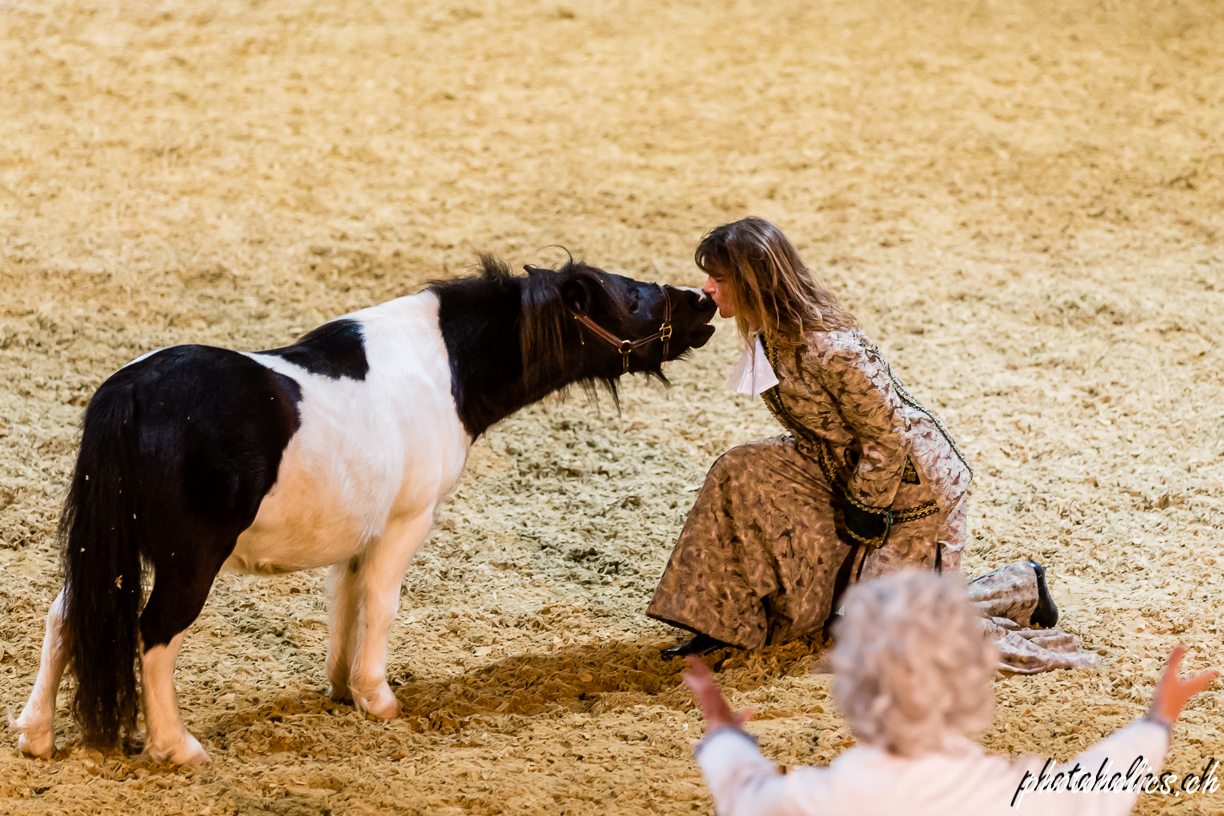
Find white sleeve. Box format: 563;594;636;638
695;728;833;816
1011;720;1171;816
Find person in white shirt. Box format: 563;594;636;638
683;569;1217;816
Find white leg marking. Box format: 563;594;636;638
325;559;361;703
142;632;210;766
348;509;435;719
11;589;68;759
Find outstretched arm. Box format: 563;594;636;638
684;657;832;816
1011;644;1217;814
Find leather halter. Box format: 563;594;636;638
570;285;673;374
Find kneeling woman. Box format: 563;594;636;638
647;217;1094;673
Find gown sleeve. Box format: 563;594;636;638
804;338;910;537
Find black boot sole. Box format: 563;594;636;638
1028;560;1059;628
660;634;735;661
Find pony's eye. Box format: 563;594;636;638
629;291;641;313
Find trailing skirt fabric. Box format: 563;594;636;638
646;435;1097;673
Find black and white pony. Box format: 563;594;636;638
11;255;716;765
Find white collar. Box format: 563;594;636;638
726;334;780;397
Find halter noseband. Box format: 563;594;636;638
570;285;673;374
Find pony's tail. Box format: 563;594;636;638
61;379;147;748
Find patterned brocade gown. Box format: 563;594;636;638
646;328;1097;673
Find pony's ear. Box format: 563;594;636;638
523;264;545;275
560;277;592;316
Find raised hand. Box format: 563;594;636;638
682;655;753;733
1148;644;1218;726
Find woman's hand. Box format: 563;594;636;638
682;655;753;733
1148;644;1217;726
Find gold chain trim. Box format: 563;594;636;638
891;501;941;523
844;490;890;514
846;527;887;546
758;341;823;451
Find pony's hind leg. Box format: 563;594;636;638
141;631;205;764
325;557;361;703
10;589;68;759
139;543;231;766
348;508;435;719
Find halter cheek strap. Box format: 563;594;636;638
571;285;673;374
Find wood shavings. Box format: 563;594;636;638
1;0;1223;814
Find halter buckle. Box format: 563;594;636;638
569;285;674;376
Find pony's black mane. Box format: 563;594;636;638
428;254;648;436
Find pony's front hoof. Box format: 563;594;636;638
10;711;55;760
17;729;56;760
354;684;400;720
149;731;211;767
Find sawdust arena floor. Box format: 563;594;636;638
1;1;1222;813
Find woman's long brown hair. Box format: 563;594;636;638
695;217;856;348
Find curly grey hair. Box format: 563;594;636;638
830;569;998;757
